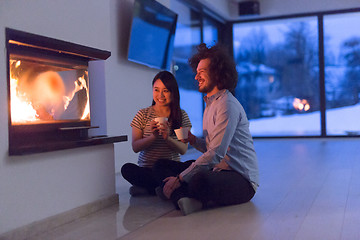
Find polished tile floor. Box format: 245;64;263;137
30;138;360;240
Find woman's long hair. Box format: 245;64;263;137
152;71;182;131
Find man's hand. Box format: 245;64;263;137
213;159;230;171
163;176;181;199
181;130;196;145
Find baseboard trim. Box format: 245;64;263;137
0;194;119;240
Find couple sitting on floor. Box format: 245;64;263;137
121;43;259;216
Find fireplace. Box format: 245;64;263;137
6;28;127;155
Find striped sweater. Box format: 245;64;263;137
130;106;192;167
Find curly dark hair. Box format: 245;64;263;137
188;43;238;94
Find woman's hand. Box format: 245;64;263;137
159;121;170;140
150;120;160;137
152;119;170;140
163;176;181;199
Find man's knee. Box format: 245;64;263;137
188;171;209;196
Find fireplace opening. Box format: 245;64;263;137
6;28;126;155
10;53;90;124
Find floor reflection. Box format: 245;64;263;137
115;173;175;238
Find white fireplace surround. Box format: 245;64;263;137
0;0;120;237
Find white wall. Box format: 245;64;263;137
0;0;117;235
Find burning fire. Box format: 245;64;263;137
11;76;40;123
10;60;90;123
293;98;310;112
11;61;39;123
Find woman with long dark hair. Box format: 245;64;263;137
121;71;192;196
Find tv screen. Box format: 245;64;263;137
127;0;178;70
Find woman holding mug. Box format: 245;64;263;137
121;71;192;196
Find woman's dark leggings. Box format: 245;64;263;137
121;163;158;195
153;159;255;208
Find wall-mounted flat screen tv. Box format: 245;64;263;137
127;0;178;70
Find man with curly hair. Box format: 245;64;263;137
153;43;259;215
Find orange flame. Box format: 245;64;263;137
11;77;40;123
10;61;40;123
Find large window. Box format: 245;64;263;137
324;12;360;136
233;10;360;137
233;17;320;136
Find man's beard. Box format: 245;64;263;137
198;80;216;94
